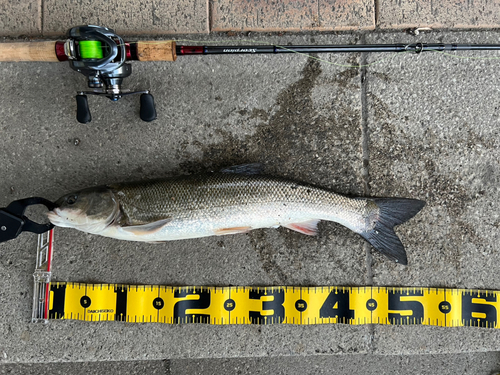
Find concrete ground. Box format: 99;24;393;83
2;0;500;372
1;29;500;370
1;353;499;374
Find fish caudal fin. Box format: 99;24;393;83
359;198;426;265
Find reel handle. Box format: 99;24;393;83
75;91;156;123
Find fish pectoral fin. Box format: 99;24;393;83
120;218;172;236
213;226;252;235
283;220;320;236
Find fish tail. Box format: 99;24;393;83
359;198;425;265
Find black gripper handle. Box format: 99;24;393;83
76;95;91;124
140;93;157;122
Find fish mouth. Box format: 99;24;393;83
47;205;120;232
47;208;76;228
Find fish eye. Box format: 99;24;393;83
67;195;78;205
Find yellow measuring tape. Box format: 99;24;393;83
48;283;499;327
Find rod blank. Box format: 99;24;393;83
176;43;500;56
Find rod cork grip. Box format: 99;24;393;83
136;41;177;61
0;41;59;62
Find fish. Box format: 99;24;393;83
47;164;425;265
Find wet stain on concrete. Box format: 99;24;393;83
369;93;394;123
175;56;363;282
332;55;360;89
369;71;392;83
369;101;497;256
237;108;269;121
247;231;289;284
178;56;361;190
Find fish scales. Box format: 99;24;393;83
111;173;365;228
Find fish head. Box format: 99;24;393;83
47;187;120;233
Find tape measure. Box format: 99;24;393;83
46;283;499;327
33;231;499;328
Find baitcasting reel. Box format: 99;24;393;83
64;25;156;124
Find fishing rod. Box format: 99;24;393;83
1;25;500;124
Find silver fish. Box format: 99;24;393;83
47;164;425;264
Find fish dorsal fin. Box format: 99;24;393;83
220;163;263;175
120;218;172;236
283;220;320;236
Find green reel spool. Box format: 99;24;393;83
79;40;104;59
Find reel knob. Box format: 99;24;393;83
76;94;91;124
140;93;157;122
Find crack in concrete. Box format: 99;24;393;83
39;0;44;35
207;0;213;33
374;0;380;27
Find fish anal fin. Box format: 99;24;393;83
214;226;252;235
283;220;320;236
121;218;172;236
